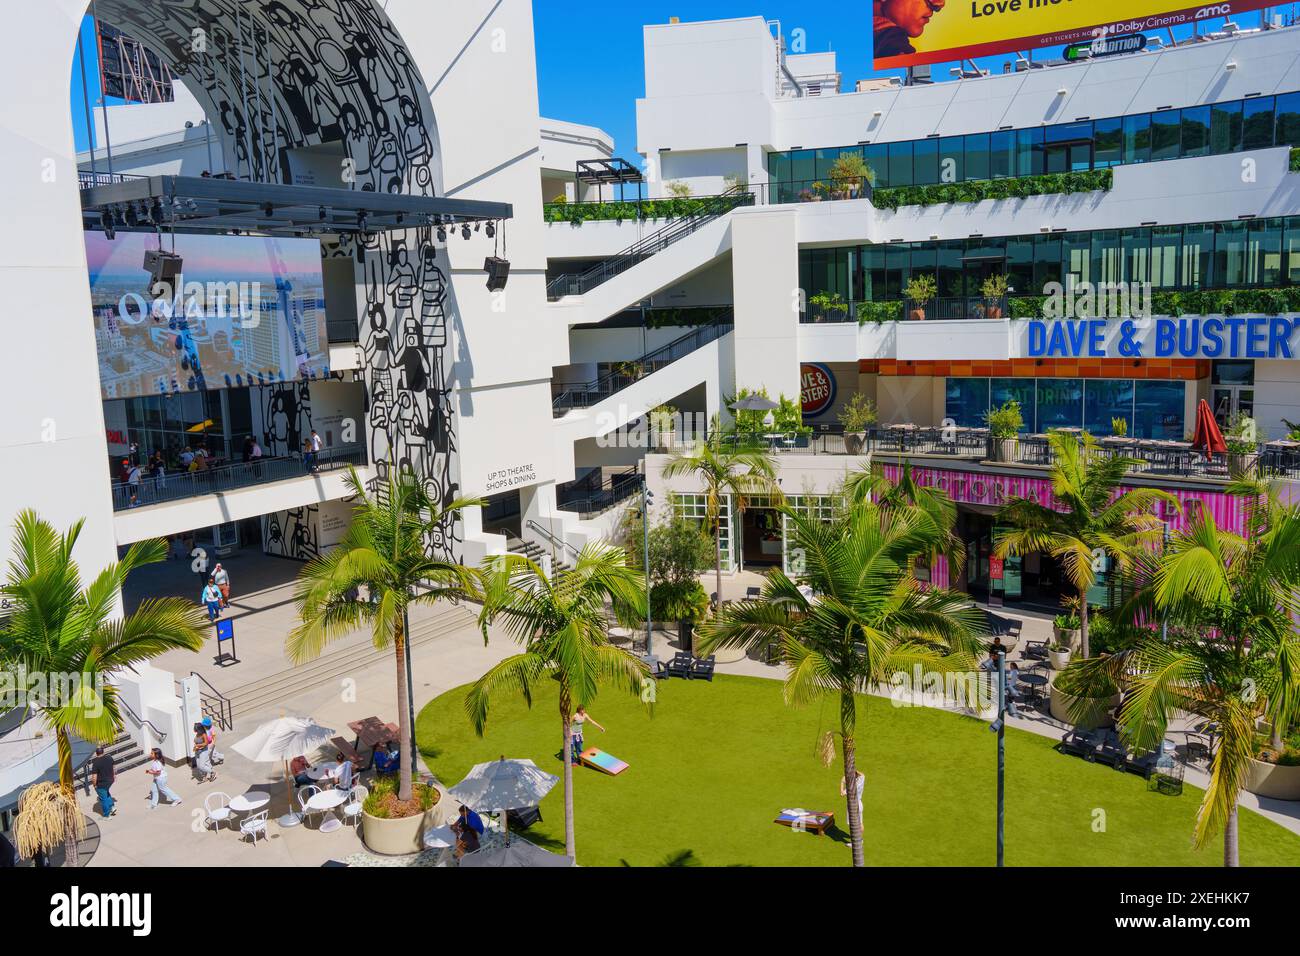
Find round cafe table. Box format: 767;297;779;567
228;791;271;813
306;788;350;832
306;761;340;781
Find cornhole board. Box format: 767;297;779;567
579;747;629;775
774;810;835;835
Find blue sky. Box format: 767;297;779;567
74;4;1280;158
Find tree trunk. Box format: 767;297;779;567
394;618;414;803
1223;802;1239;867
559;686;576;861
1271;718;1284;752
56;729;79;868
841;691;864;868
1079;587;1090;660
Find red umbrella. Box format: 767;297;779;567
1190;399;1226;460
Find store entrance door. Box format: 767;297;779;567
739;506;783;569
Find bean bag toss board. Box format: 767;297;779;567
774;809;835;835
579;747;629;775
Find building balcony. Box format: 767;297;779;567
111;445;368;512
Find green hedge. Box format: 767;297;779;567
543;197;716;224
872;169;1113;212
1290;147;1300;173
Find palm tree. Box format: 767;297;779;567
0;511;208;864
697;502;986;867
845;461;965;582
994;431;1176;658
289;465;481;803
662;417;782;608
1064;482;1300;866
467;544;649;861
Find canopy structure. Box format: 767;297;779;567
576;158;644;203
79;173;513;239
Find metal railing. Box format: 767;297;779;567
545;187;755;300
524;520;582;563
758;176;874;206
179;672;234;732
556;468;643;518
111;445;367;511
552;315;733;415
801;295;1010;324
78;170;146;190
725;425;1300;481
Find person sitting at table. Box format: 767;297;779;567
373;740;400;775
451;804;484;859
290;755;314;787
328;751;354;791
1004;662;1023;718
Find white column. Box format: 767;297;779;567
729;206;800;403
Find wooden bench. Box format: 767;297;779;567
329;736;367;773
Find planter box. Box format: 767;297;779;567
1245;757;1300;801
1228;452;1260;479
990;438;1018;462
1050;687;1121;730
843;432;868;455
1053;627;1081;652
1048;647;1072;671
362;806;438;856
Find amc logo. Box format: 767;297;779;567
800;363;836;418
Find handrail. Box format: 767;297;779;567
524;520;582;563
545;186;755;300
119;697;167;744
183;671;234;732
552;314;733;414
557;468;642;518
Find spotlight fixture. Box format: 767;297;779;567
461;223;472;240
474;221;481;232
100;209;116;240
437;225;447;243
485;222;496;238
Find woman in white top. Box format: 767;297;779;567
569;705;605;761
840;769;866;822
146;748;183;808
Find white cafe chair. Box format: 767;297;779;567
204;792;233;833
240;809;269;846
297;785;322;828
343;784;368;829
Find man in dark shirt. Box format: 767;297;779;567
90;746;117;817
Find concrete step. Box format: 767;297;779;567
221;603;477;719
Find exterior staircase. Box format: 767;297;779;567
77;730;147;795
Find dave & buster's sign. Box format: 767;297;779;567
800;363;837;417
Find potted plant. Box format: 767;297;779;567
810;181;828;201
612;360;645;382
1225;412;1261;478
1110;416;1128;438
808;291;848;322
837;393;878;455
983;400;1023;462
648;404;678;451
903;274;937;321
1053;611;1082;652
798;188;815;203
361;775;442;855
827;152;874;199
980;273;1009;319
665;180;693;199
1049;665;1121;729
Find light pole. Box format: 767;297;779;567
641;473;654;657
989;651;1006;867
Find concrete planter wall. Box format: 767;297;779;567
362;807;437;856
1050;687;1121;730
1244;758;1300;801
1053;627;1081;651
1048;647;1072;670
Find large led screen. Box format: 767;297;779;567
86;232;329;400
873;0;1274;70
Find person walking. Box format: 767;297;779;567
310;429;323;470
192;723;216;783
201;576;223;623
213;562;231;609
568;704;605;762
840;768;866;823
89;745;117;818
145;748;183;809
202;716;224;765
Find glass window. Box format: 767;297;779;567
884;244;908;300
1123;114;1151;164
887;141;913;187
1248;218;1284;286
1122;228;1150;287
963;133;989;181
913;138;939;185
1093;117;1122;167
864;144;890;190
1063;233;1092;287
938;136;964;184
1005;236;1035;297
1035;378;1084;432
1210;100;1243;154
768;151;791;185
936;241;964;299
788;148;816;193
1084;379;1135;435
1242;96;1275;151
674;493;733;572
1212;360;1255;386
945;378;990;428
863;245;886;302
1134;381;1185;440
1150;226;1181;288
1123;113;1154;164
907;244;937;295
1180;106;1211;158
1285;216;1300;285
1034;235;1062;291
991;379;1035;431
1215;220;1249;286
1016;127;1044;177
1150;109;1181;161
1182;224;1215;288
990;130;1016;179
1277;92;1300;147
1092;230;1123;286
1045;121;1092;172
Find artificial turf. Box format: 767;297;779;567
415;673;1300;867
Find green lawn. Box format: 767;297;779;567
415;673;1300;867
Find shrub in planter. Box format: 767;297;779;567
980;274;1009;318
904;274;937;321
837;393;878;454
857;300;902;324
807;291;849;322
984;400;1023;461
1050;667;1120;728
1224;412;1261;478
1247;728;1300;800
1053;612;1081;650
361;776;442;855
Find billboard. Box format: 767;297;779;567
86;232;329;400
872;0;1276;69
95;22;174;104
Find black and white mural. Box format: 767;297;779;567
262;503;321;561
93;0;462;560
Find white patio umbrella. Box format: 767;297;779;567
232;716;336;827
447;756;558;840
459;837;574;868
